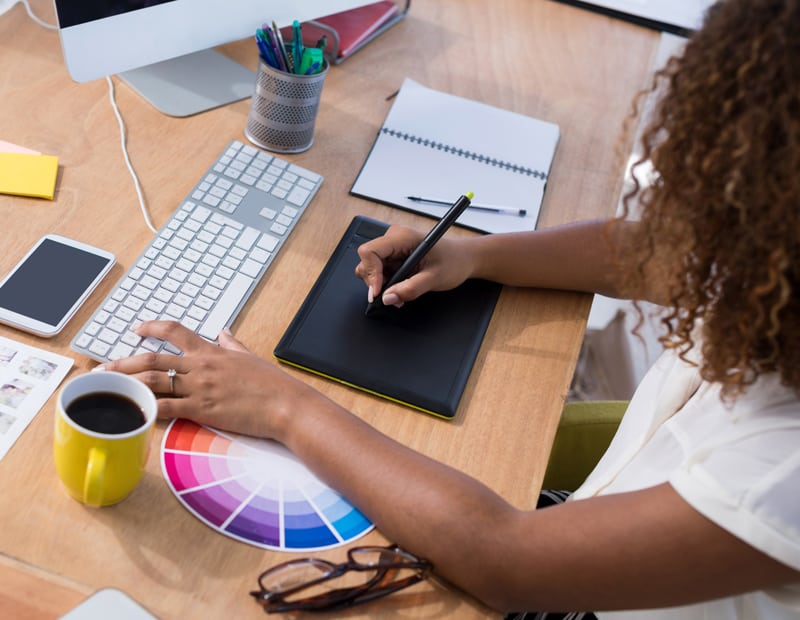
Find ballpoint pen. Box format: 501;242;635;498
263;26;286;72
255;30;277;69
365;192;474;317
406;195;527;216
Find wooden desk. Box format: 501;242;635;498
0;1;658;617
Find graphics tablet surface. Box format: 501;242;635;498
274;216;501;419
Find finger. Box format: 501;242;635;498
154;394;238;431
155;365;193;398
356;235;394;263
354;247;386;299
136;365;186;397
151;394;196;421
382;265;441;305
218;327;250;353
134;320;210;353
355;228;421;300
98;350;183;375
96;348;188;399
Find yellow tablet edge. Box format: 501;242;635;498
273;355;454;421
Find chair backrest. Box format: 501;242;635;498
541;400;628;491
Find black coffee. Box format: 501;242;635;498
66;392;146;434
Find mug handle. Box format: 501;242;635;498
83;447;107;507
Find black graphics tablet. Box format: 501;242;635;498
274;216;502;420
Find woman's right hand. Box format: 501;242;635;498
354;224;476;307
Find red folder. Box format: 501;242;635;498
285;1;404;62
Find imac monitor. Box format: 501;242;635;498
52;0;375;116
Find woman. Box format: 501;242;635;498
101;0;800;616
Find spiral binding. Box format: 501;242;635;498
380;127;548;180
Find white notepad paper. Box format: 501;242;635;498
351;78;560;234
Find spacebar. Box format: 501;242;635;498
198;273;254;340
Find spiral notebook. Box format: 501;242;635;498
350;78;560;234
274;215;502;420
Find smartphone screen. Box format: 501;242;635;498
0;236;115;336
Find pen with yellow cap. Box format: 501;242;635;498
365;191;474;317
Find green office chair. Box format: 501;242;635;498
542;400;629;491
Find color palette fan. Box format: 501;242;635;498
161;418;373;551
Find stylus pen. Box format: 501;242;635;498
365;192;474;317
406;195;527;216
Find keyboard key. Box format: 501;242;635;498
240;259;261;278
236;227;259;251
198;273;253;340
110;343;134;360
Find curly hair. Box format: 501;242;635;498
619;0;800;399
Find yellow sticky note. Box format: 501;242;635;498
0;152;59;200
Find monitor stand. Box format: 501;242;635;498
119;49;256;117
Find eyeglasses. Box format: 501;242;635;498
249;545;432;614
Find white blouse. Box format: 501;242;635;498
573;346;800;619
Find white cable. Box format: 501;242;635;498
14;0;158;234
20;0;57;29
106;76;159;234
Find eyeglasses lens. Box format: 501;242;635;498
350;546;417;567
261;559;381;604
347;547;428;592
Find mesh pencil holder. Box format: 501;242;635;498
245;60;328;154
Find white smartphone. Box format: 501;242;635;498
0;235;115;337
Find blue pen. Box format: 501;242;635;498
263;26;286;72
303;61;321;75
255;32;277;68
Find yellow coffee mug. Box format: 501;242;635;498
54;371;157;507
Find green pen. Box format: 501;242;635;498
292;20;304;74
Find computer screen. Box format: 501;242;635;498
52;0;375;116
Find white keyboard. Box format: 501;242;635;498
71;140;322;362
